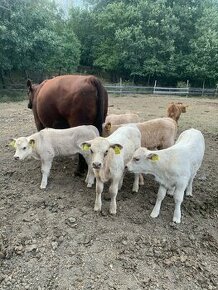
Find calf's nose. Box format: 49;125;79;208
14;156;20;161
92;162;102;169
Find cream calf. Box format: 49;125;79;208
81;125;141;214
126;128;205;223
105;113;140;125
103;117;177;149
10;125;99;189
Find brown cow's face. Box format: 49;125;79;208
27;80;39;109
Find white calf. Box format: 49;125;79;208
10;125;99;189
81;125;141;214
126;128;205;223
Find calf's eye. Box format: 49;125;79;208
90;149;93;154
133;157;140;162
104;150;108;156
23;147;27;150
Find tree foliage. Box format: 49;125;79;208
0;0;217;87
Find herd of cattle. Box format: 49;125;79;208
9;75;205;224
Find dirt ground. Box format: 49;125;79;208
0;95;217;290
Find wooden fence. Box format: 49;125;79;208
104;84;218;97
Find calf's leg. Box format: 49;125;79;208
186;174;196;196
109;178;120;215
132;173;140;192
150;185;167;218
85;165;95;188
40;159;53;189
173;185;186;223
94;178;104;212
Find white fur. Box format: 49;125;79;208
12;126;99;189
81;125;141;214
127;128;205;223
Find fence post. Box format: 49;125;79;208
153;80;157;94
202;80;205;97
215;84;218;98
186;80;189;96
119;77;122;96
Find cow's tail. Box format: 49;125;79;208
92;77;108;136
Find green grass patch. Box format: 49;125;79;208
0;89;27;102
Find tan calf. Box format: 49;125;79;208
167;102;188;123
105;113;140;125
103;117;177;150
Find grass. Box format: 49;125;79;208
0;89;27;103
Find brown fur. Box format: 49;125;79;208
167;102;188;123
27;75;108;135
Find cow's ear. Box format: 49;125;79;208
29;139;35;147
147;153;159;161
110;144;123;155
81;142;91;151
9;139;16;148
105;122;111;132
27;79;33;91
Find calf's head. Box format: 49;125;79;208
126;148;159;173
9;137;35;160
81;137;123;170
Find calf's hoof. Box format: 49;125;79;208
173;216;181;224
150;210;159;218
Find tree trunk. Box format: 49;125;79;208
0;69;6;89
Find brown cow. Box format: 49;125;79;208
27;74;108;175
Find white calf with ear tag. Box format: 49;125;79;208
127;128;205;223
10;125;99;189
81;125;141;215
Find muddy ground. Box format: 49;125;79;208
0;95;217;290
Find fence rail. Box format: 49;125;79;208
0;84;217;97
104;84;218;97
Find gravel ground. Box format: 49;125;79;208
0;95;217;290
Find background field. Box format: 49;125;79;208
0;95;217;290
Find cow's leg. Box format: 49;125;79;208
150;185;167;218
32;109;44;131
94;178;104;212
173;185;186;223
75;154;88;176
109;178;120;215
40;159;53;189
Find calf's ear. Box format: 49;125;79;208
110;144;123;155
9;139;16;148
80;142;91;151
29;139;35;147
105;122;112;132
147;153;159;161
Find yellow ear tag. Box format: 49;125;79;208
82;144;90;151
29;140;35;148
114;146;121;155
151;154;159;161
9;140;16;148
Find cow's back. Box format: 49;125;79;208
34;75;108;132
